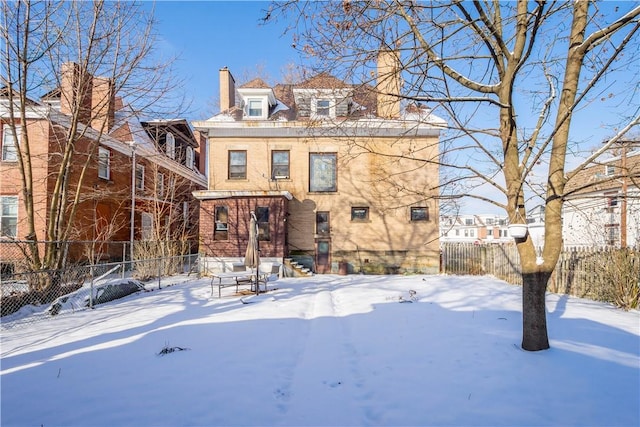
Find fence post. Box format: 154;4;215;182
158;257;162;290
89;264;94;309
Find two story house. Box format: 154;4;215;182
563;147;640;248
0;62;206;270
193;51;445;274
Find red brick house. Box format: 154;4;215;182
0;63;206;270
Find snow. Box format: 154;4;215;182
1;274;638;427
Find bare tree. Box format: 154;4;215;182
266;1;640;350
1;1;184;275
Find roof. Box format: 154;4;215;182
240;78;271;89
564;149;640;196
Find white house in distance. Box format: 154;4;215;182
440;214;511;243
441;207;547;246
563;148;640;248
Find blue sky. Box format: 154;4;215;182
148;1;299;120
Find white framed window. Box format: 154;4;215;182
247;99;263;118
98;147;110;179
2;126;20;162
605;164;615;176
0;196;18;238
166;132;175;159
186;146;194;169
135;164;145;191
156;173;165;197
312;98;335;119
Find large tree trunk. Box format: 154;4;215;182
521;269;551;351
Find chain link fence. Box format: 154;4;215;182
0;240;199;329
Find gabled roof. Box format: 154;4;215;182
240;78;271;89
295;73;352;90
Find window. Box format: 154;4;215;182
135;164;145;191
351;207;369;221
271;150;290;179
0;196;18;238
605;164;615;176
156;173;165;197
183;201;189;224
316;211;330;235
186;146;194;169
229;150;247;180
485;218;494;225
410;207;429;222
316;99;330;117
98;147;110;180
464;218;473;225
310;153;337;192
2;126;20;162
214;205;228;240
248;99;263;118
605;223;619;246
166;133;175;159
605;191;618;212
256;206;270;241
141;212;153;240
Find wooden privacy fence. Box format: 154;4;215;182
441;243;640;306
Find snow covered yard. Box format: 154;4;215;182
1;274;638;426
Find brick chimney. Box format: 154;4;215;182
90;76;115;132
60;62;93;124
377;49;401;119
219;67;236;112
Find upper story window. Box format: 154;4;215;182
166;132;175;159
605;164;615;176
156;173;165;197
229;150;247;180
271;150;290;179
98;147;111;180
311;98;335;119
309;153;337;192
135;164;145;191
465;218;474;225
410;207;429;222
186;146;194;169
0;196;18;238
247;99;263;118
2;126;20;162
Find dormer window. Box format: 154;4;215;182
316;100;330;116
312;98;336;119
248;99;263;118
237;85;276;121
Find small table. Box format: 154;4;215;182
210;271;265;298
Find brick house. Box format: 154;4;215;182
0;63;206;268
193;51;445;274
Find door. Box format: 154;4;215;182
316;239;331;274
